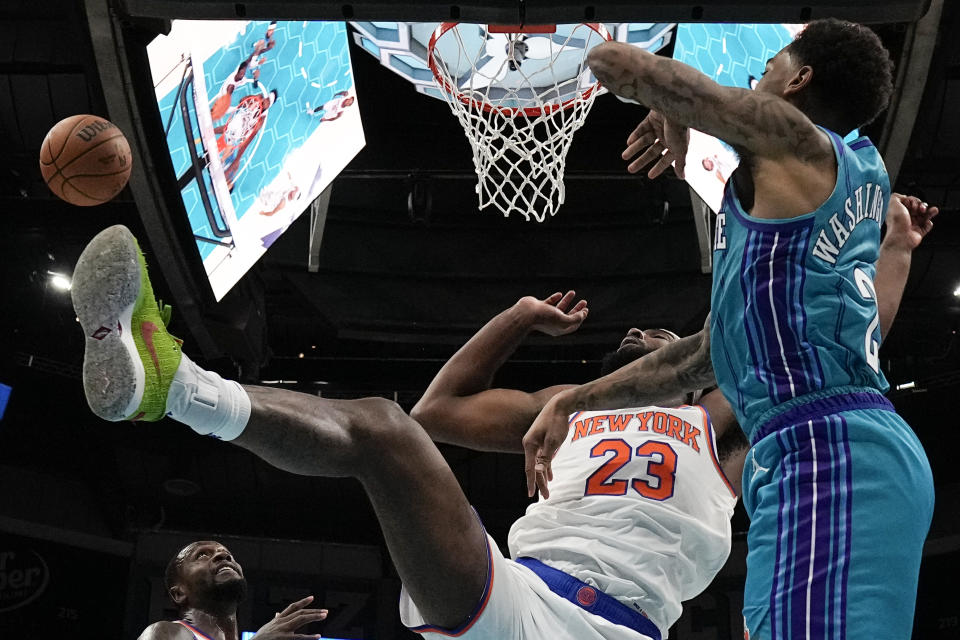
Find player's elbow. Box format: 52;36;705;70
410;396;447;436
409;397;433;426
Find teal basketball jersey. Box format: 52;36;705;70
710;128;891;439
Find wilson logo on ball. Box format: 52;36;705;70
75;119;117;142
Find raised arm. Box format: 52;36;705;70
411;292;587;453
875;194;938;340
587;42;831;163
522;316;715;497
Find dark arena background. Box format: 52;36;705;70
1;0;959;637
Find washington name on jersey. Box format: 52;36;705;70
811;181;885;264
508;405;737;637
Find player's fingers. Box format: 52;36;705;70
284;610;329;628
556;290;577;311
540;433;562;470
523;440;542;497
622;133;657;160
626;120;651;145
647;152;674;180
535;464;551;499
275;611;328;631
570;299;588;315
543;291;563;305
628;145;664;174
277;595;314;616
627;126;658;147
673;152;687;180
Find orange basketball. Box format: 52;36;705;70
39;114;133;206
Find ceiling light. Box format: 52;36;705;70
896;381;916;390
162;477;200;497
953;284;960;297
49;273;71;291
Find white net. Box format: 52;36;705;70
225;95;265;145
428;23;611;222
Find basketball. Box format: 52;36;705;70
39;114;132;206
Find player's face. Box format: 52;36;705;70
754;48;801;98
618;328;678;357
175;540;247;604
599;328;680;377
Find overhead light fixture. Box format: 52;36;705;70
162;477;200;497
49;273;72;291
953;284;960;297
896;381;916;390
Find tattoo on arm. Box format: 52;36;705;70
595;45;831;163
566;327;716;413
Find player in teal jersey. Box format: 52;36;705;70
525;19;939;640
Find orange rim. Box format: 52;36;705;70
427;22;611;117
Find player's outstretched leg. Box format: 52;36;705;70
234;388;490;629
71;226;490;631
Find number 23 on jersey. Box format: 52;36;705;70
584;438;678;501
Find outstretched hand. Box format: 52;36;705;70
252;595;328;640
526;291;589;337
885;193;938;251
622;110;690;179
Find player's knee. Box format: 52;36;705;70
347;396;412;447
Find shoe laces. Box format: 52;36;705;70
157;299;173;327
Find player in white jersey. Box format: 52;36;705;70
71;224;747;640
306;90;356;121
407;292;746;638
506;404;736;634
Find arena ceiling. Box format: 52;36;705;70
0;0;958;552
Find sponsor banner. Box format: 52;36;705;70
0;533;127;635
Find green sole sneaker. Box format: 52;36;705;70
71;225;182;422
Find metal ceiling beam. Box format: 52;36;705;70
879;0;943;185
308;185;333;273
118;0;931;24
335;170;671;180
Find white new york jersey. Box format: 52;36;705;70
508;405;737;636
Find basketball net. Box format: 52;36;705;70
225;95;265;146
428;23;611;222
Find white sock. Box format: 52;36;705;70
165;353;251;441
